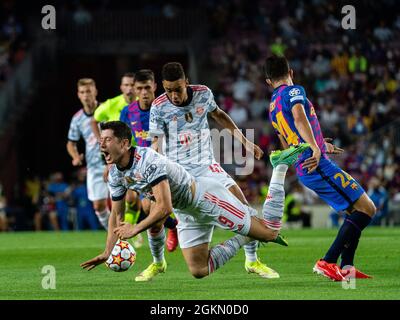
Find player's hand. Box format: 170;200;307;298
245;141;264;160
103;164;112;182
324;138;344;154
72;154;84;166
80;252;108;271
302;147;321;173
114;222;136;240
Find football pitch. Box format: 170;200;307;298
1;227;399;300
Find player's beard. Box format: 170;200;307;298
125;93;134;103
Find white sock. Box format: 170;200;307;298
147;227;165;264
270;164;288;185
243;240;258;262
95;209;110;230
208;235;250;274
262;165;288;231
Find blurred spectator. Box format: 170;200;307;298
73;4;93;26
284;183;311;228
331;49;349;76
270;37;286;56
368;177;389;225
0;183;7;231
34;181;59;231
47;172;71;230
71;169;99;231
348;50;368;74
228;100;249;126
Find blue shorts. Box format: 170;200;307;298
298;157;365;212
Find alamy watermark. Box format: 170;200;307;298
341;5;356;30
341;265;356;290
41;265;56;289
41;5;56;30
154;128;257;176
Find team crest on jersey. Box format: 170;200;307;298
172;115;178;121
134;172;143;181
289;88;301;96
185;112;193;123
143;164;157;180
269;102;276;112
196;106;204;115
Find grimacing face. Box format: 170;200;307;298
99;129;129;165
134;80;156;108
77;84;97;107
162;78;188;106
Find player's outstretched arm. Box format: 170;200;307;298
91;118;102;142
80;200;124;270
114;180;172;239
292;103;321;173
209;107;264;160
66;141;84;166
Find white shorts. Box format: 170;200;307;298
188;162;236;189
175;177;257;249
87;166;109;202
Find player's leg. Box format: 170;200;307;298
205;163;276;278
135;199;167;282
300;161;375;280
336;193;375;278
262;143;311;231
164;212;179;252
124;190;140;224
135;198;179;252
87;167;110;230
227;183;279;278
193;177;291;278
125;190;144;248
92;199;109;230
179;224;250;278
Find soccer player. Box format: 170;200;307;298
90;72;141;240
120;69;179;257
264;55;376;281
148;62;280;280
66;78;110;230
80;121;309;278
91;72;135;139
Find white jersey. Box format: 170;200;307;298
68;108;104;169
149;85;218;173
107;147;194;210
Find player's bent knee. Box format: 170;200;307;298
93;201;106;212
366;200;377;217
264;229;279;242
189;266;209;279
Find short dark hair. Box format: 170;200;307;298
161;62;186;81
100;121;132;142
134;69;155;83
264;55;290;81
122;72;135;79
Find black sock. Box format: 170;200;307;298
163;216;177;229
136;208;147;224
323;211;371;264
340;211;371;268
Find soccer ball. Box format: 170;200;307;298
105;239;136;272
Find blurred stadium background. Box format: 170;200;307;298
0;0;399;233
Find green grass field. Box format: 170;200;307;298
1;227;399;300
